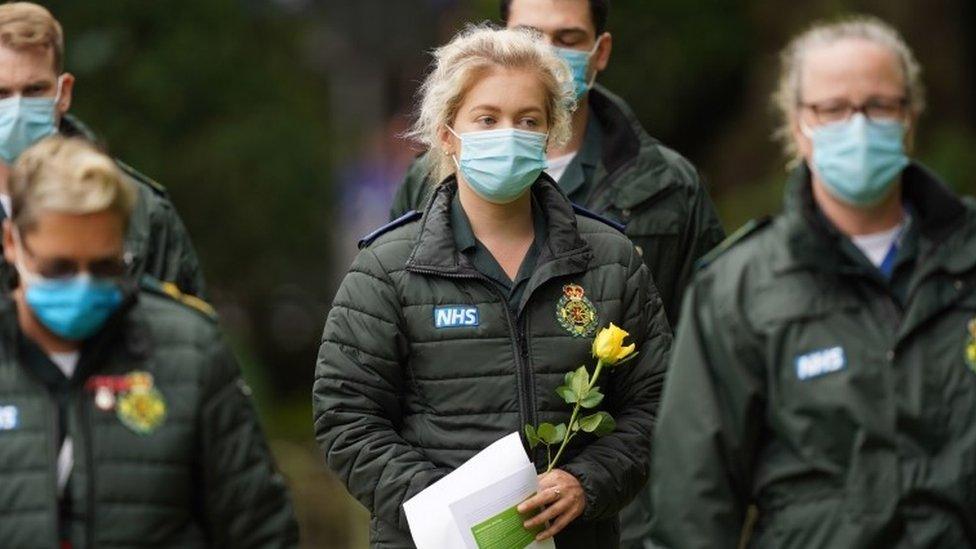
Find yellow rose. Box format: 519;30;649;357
592;323;636;365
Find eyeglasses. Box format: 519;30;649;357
18;239;128;280
799;96;909;125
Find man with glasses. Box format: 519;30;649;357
0;2;205;297
650;16;976;547
0;136;297;547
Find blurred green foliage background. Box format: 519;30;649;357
42;0;975;546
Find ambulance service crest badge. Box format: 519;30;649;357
556;283;598;338
116;371;167;435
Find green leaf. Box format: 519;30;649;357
538;423;560;445
579;411;616;435
556;385;578;404
594;413;616;436
563;371;575;386
579;387;604;409
553;423;567;444
570;366;590;400
524;424;540;448
570;419;581;432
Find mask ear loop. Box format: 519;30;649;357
10;227;39;287
51;75;64;131
446;125;462;169
799;119;814;139
584;35;604;91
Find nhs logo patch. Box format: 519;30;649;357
0;405;18;431
434;306;480;329
795;347;846;381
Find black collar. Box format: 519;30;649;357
588;85;641;176
405;174;591;276
781;162;968;273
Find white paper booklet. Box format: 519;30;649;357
403;432;556;549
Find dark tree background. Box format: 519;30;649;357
42;1;975;546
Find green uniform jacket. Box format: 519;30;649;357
389;85;725;330
650;163;976;548
0;279;297;548
0;115;207;298
315;176;672;548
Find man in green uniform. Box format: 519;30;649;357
650;16;976;547
0;135;297;547
0;2;205;296
391;0;725;329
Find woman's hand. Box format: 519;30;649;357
516;469;586;541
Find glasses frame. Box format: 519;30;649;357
17;237;129;281
799;96;910;125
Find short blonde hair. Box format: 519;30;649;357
0;2;64;72
11;136;135;232
408;25;575;182
773;15;925;162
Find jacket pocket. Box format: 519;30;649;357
755;280;898;519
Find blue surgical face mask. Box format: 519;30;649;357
553;36;603;101
14;233;123;341
804;113;909;207
449;126;548;204
0;76;62;165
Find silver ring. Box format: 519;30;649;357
552;488;561;498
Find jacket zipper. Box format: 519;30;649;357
47;395;62;548
406;266;538;458
81;393;96;549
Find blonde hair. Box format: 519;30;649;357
0;2;64;72
773;15;925;162
11;136;135;232
408;25;575;182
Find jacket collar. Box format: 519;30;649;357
59;113;99;142
587;85;681;209
405;174;593;312
778;162;972;275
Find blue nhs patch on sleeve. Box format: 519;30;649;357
433;306;480;329
795;346;846;381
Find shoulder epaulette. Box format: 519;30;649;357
358;210;422;249
572;203;626;233
116;159;168;197
695;216;772;271
140;276;217;320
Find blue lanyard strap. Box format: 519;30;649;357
878;216;910;279
879;241;899;278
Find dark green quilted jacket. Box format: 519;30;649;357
315;176;672;548
0;279;297;548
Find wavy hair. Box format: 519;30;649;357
407;24;575;182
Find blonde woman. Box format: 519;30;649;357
315;26;671;548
